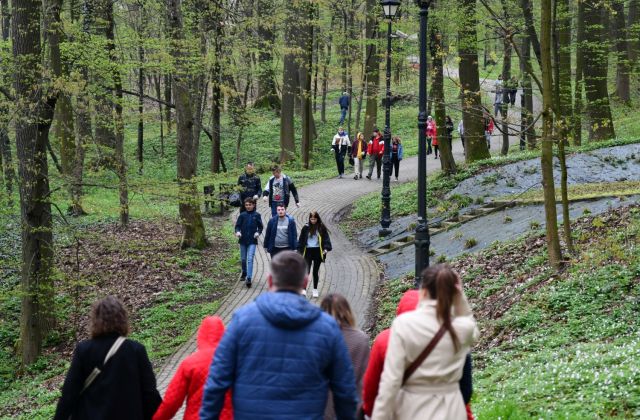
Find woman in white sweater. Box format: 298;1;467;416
372;265;479;420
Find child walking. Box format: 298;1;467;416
234;198;263;288
297;211;332;298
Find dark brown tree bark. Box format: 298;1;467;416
554;0;572;138
280;5;298;162
299;2;314;169
13;0;58;364
520;34;536;150
164;73;172;132
573;0;585;145
210;6;223;173
540;0;563;269
92;0;116;150
583;1;616;141
154;74;165;157
363;0;379;141
137;44;144;175
500;25;511;156
254;0;280;110
629;0;639;66
459;0;490;162
320;17;333;124
167;0;207;249
521;0;542;67
612;0;631;104
0;0;14;199
430;28;455;174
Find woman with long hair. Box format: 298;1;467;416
372;265;478;420
390;136;403;181
320;294;370;419
297;211;332;298
54;296;161;420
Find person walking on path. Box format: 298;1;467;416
332;127;351;179
237;162;261;213
484;112;494;149
371;265;479;420
362;290;475;420
320;294;370;419
445;116;454;154
153;316;233;420
54;296;161;420
339;91;350;125
235;198;264;288
200;251;359;420
457;119;465;151
426;116;436;156
351;132;367;180
264;204;298;261
366;128;384;180
297;211;332;298
390;136;403;181
494;74;503;116
262;165;300;217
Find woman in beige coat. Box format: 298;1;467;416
372;265;479;420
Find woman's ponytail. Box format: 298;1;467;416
421;264;461;352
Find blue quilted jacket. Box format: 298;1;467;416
200;291;358;420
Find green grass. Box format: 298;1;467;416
370;206;640;418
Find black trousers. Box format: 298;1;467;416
304;247;323;289
427;137;433;155
391;154;400;178
335;151;346;175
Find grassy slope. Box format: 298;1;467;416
371;206;640;418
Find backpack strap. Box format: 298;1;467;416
81;336;126;393
402;325;447;386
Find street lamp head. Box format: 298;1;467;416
380;0;400;19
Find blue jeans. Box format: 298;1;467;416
340;108;347;125
240;243;256;279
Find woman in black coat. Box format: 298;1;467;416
54;296;161;420
297;211;332;299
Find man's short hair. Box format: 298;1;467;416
271;165;282;173
276;203;286;209
246;161;254;166
271;251;307;290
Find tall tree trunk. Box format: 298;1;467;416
164;73;172;132
137;44;144;174
13;0;58;364
583;1;616;141
280;6;298;162
540;0;563;269
363;0;379;141
520;34;536;150
0;0;14;199
210;21;223;173
629;0;639;67
555;0;572;140
320;19;333;124
167;0;207;249
430;28;455;173
557;139;574;253
154;74;165;157
612;0;631;104
573;0;585;145
299;2;314;169
522;0;542;67
459;0;490;162
93;0;116;150
500;24;511;156
254;0;280;110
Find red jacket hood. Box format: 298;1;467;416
197;316;225;350
396;289;420;316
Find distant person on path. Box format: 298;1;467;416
371;265;479;420
351;132;367;180
54;296;161;420
426;116;436;155
457;119;465;151
484;113;494;149
264;204;298;261
366;128;384;180
153;316;232;420
390;136;403;181
235;198;264;288
237;162;261;213
320;294;370;418
445;116;454;154
262;165;300;217
332;127;351;179
508;76;518;106
494;74;503;116
200;251;359;420
339;91;350;125
297;210;332;298
362;290;476;420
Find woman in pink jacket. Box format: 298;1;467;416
426;116;437;156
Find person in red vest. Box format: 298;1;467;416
365;128;384;180
361;289;475;420
153;316;232;420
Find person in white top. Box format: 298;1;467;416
331;127;351;179
372;264;479;420
457;119;464;151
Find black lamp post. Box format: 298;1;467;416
379;0;400;237
414;0;432;287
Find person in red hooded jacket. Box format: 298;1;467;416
426;115;437;157
153;316;232;420
362;290;474;420
365;128;384;180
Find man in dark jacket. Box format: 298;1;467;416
237;162;261;213
339;91;350;125
264;204;297;258
262;165;300;217
200;251;358;420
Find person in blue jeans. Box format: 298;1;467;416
235;198;263;288
339;91;350;125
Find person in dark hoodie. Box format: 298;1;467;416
54;296;161;420
237;162;262;213
235;198;264;288
200;251;358;420
153;316;232;420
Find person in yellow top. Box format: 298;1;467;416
351;132;367;180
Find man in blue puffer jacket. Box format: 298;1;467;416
200;251;358;420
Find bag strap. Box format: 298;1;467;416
402;325;447;386
81;336;126;393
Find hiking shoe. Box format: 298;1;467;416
240;274;246;282
354;175;359;180
312;289;319;298
245;279;252;288
366;175;371;180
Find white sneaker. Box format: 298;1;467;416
301;289;307;296
312;289;319;298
